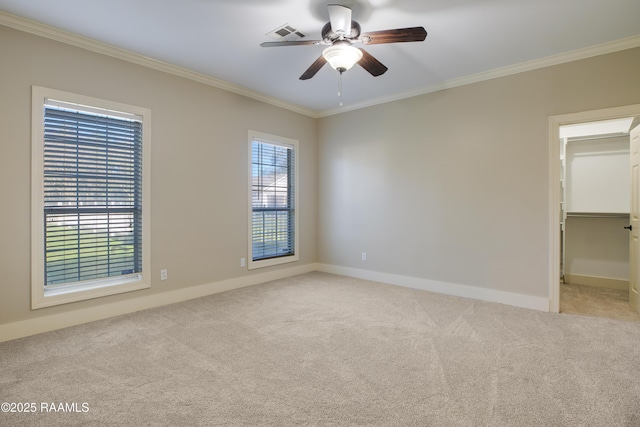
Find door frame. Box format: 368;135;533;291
549;104;640;313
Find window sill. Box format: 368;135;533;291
32;276;150;309
248;254;299;270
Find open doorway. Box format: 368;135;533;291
548;104;640;316
559;118;638;320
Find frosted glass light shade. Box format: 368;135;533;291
322;44;363;72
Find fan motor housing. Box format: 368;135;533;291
321;21;361;42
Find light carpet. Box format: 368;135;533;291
560;282;640;321
1;272;639;426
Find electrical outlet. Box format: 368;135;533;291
361;252;367;261
240;258;246;267
160;269;168;280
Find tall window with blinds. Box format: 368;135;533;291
43;102;143;286
31;86;151;308
249;132;299;268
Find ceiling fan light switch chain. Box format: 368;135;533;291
338;71;343;106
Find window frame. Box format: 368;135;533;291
31;86;151;309
247;130;299;270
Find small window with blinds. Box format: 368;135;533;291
248;131;299;269
31;86;151;308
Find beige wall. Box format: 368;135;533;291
565;217;629;281
318;47;640;299
0;25;317;326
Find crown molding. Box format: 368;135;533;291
317;34;640;117
0;11;320;118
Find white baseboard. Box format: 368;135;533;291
563;274;628;290
317;264;550;312
0;263;319;343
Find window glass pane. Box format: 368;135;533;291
43;104;143;287
251;140;294;261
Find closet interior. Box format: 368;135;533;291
559;117;640;319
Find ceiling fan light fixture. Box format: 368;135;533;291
322;44;363;72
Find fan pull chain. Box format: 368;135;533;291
338;70;343;106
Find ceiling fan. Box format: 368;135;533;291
261;4;427;80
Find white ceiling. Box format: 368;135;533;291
1;0;639;116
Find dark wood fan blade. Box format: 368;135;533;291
357;49;388;77
299;55;327;80
260;40;322;47
361;27;427;45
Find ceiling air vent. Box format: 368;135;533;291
266;24;307;41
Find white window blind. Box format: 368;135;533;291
251;140;295;261
42;101;143;287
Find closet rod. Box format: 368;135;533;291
565;212;629;218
